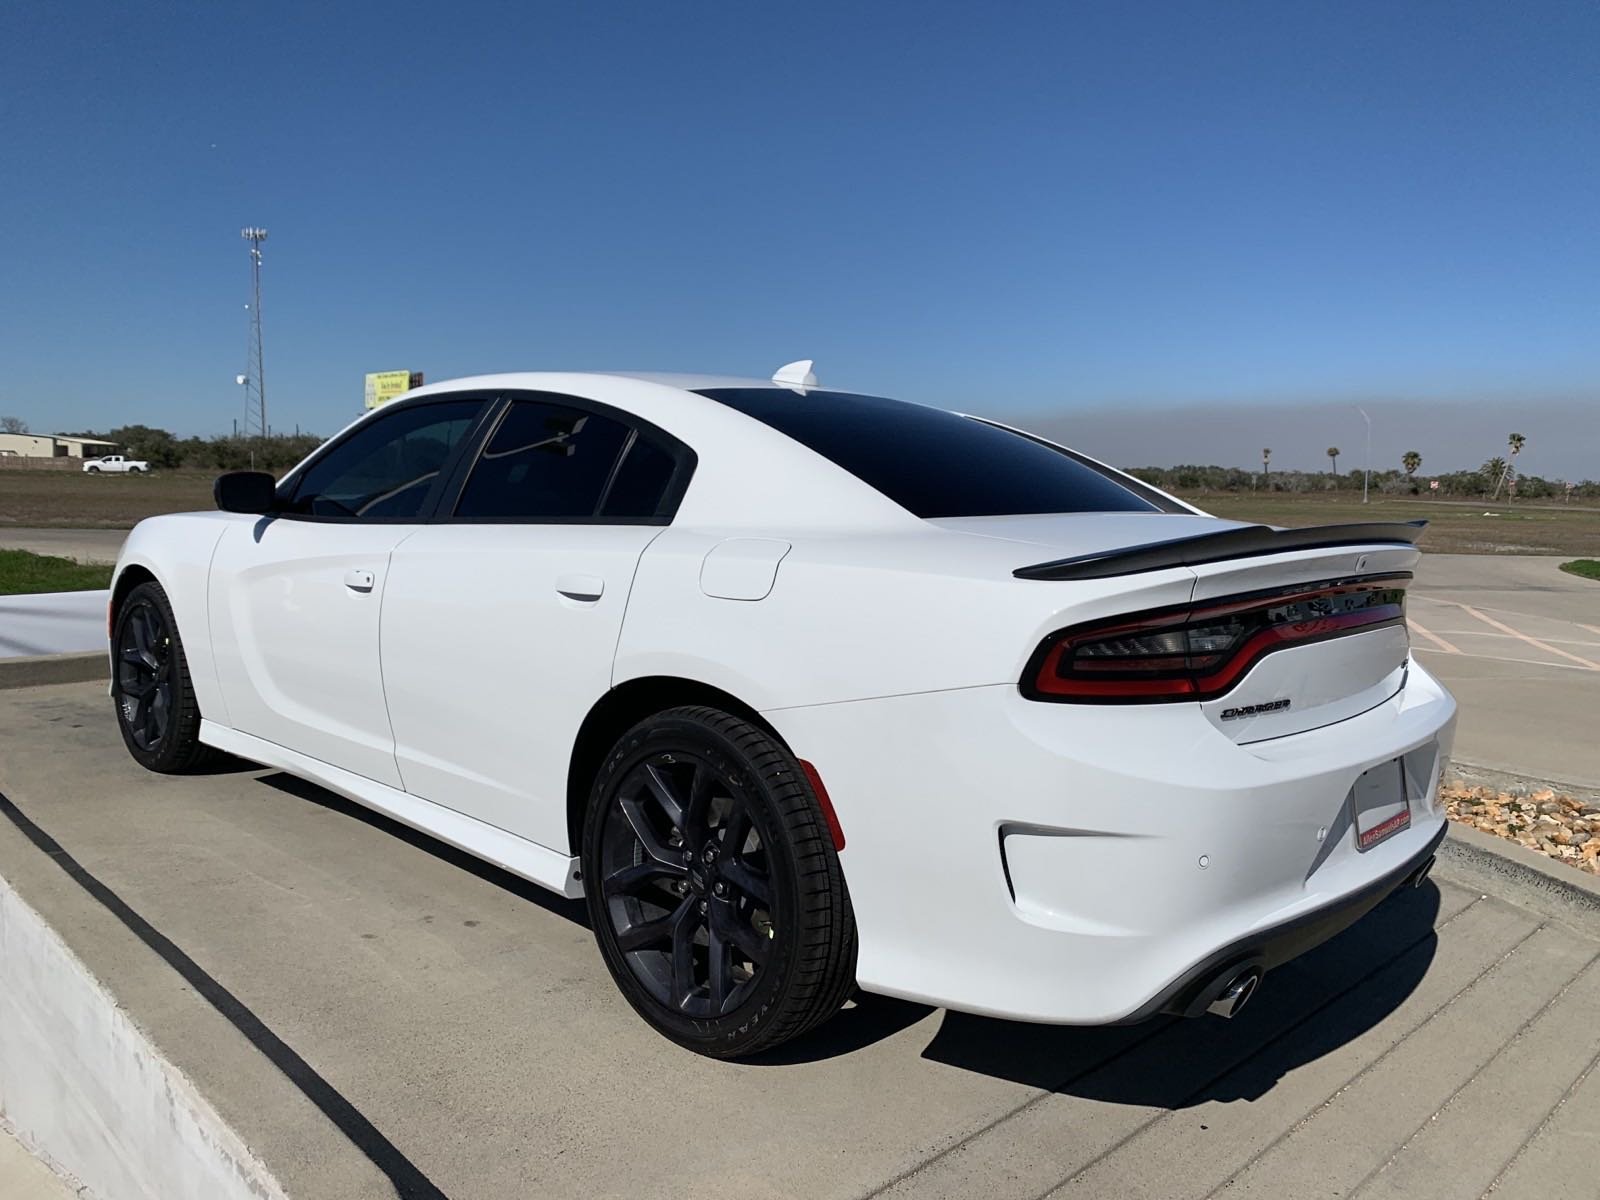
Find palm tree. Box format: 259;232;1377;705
1492;433;1526;499
1483;457;1507;497
1327;446;1340;474
1402;450;1421;479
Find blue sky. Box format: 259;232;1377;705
2;1;1596;473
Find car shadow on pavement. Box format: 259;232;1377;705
254;768;1441;1099
186;750;261;776
254;772;590;927
912;882;1442;1107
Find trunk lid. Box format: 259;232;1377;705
977;514;1423;744
1186;542;1418;742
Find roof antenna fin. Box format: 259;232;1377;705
771;359;817;393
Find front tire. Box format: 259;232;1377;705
112;581;217;773
582;706;857;1058
86;465;100;473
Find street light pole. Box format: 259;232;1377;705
1357;407;1372;504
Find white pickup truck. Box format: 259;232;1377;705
82;454;149;474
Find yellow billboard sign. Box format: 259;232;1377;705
364;370;420;409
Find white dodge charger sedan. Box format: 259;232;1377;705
108;363;1455;1057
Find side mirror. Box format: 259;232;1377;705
214;470;279;515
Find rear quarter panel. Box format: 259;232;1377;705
613;526;1200;711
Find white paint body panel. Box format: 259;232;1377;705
698;538;791;600
208;519;409;787
381;522;662;849
109;369;1457;1026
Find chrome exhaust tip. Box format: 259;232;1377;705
1410;855;1436;889
1205;968;1261;1019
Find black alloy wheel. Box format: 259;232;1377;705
111;581;216;773
116;597;174;752
584;706;856;1058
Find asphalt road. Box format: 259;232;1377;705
0;527;126;564
1408;556;1600;788
2;681;1598;1200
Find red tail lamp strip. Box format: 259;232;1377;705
1025;576;1409;704
797;759;846;852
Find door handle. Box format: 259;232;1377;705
556;574;604;603
344;568;375;593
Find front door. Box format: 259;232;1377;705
209;519;415;785
207;395;489;785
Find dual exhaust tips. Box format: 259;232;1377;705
1198;852;1438;1022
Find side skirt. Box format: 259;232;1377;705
198;720;584;899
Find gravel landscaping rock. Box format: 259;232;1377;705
1442;778;1600;876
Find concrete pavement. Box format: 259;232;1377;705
0;1128;76;1200
2;680;1598;1200
1410;556;1600;788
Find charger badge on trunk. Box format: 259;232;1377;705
1220;698;1292;720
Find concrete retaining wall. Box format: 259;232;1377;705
0;591;110;658
0;876;286;1200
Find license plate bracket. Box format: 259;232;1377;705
1352;759;1411;851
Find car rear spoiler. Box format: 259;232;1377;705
1013;521;1428;581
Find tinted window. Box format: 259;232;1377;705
285;398;484;519
455;399;633;519
600;435;678;519
696;389;1160;519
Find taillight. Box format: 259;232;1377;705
1024;575;1408;703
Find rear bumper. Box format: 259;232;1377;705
766;659;1457;1024
1124;821;1446;1022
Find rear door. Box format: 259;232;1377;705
381;392;693;851
208;395;489;785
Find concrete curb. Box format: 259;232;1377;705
1440;820;1600;918
0;653;107;690
1448;760;1600;804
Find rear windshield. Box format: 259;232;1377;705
695;388;1165;519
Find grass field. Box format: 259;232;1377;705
0;549;115;594
3;468;1598;557
1178;493;1600;556
1561;559;1600;581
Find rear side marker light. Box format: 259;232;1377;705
797;759;846;852
1023;574;1409;704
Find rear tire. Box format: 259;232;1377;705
111;581;218;773
582;706;857;1058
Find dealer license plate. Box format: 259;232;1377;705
1352;759;1411;851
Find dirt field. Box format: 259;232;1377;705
0;469;214;528
1180;493;1600;556
3;469;1598;556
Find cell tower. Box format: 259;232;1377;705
240;227;269;438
